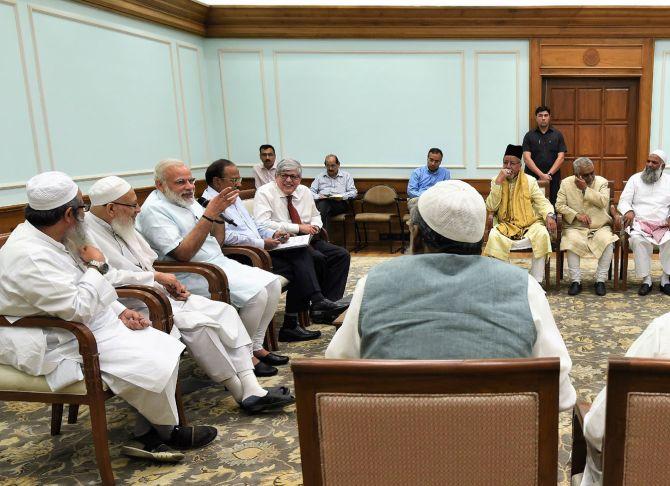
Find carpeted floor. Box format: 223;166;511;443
2;254;670;485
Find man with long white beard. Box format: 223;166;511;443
0;171;217;462
84;176;294;413
618;149;670;295
136;159;285;377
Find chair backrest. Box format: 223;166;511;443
293;357;560;486
362;185;397;207
0;233;8;249
602;358;670;485
239;188;256;200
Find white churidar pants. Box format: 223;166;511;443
567;244;614;283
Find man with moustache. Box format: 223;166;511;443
253;144;278;189
0;171;217;461
136;159;283;377
617;149;670;295
84;176;294;412
310;154;357;232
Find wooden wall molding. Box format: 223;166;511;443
69;3;670;40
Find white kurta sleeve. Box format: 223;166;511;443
105;267;155;288
617;177;635;216
136;206;184;258
527;276;576;411
325;276;366;359
110;300;126;317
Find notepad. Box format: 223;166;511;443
270;234;312;251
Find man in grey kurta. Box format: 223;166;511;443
326;180;575;411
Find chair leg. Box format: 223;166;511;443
613;243;620;290
363;223;368;248
264;318;277;352
175;381;188;426
545;258;551;290
353;222;361;252
298;310;310;328
51;403;64;436
388;221;393;253
556;250;562;289
68;404;79;424
342;221;347;251
622;246;629;291
88;396;114;486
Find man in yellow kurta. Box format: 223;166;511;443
484;144;556;283
555;157;618;297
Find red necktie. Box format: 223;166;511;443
286;195;302;224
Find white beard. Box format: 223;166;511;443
111;216;158;270
63;220;94;258
163;187;194;208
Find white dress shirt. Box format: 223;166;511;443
254;182;323;235
580;313;670;486
617;172;670;245
0;222;184;399
326;273;576;412
253;163;276;189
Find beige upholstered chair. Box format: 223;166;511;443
293;357;560;486
354;185;403;253
572;357;670;486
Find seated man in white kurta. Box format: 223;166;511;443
326;180;576;412
617;149;670;296
85;176;293;413
555;157;618;297
0;171;217;462
578;312;670;486
136;159;283;378
483;144;557;283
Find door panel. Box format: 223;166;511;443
544;77;638;200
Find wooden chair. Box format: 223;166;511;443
482;181;557;289
354;185;404;253
329;199;356;251
556;180;622;290
293;357;560;486
571;358;670;485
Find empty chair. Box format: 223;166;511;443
354;185;403;253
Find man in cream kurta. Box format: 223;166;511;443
555;157;618;296
483;144;556;283
0;171;218;461
617;149;670;296
578;312;670;486
84;176;294;413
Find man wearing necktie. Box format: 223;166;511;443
254;158;351;326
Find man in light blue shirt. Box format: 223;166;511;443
407;148;450;211
310;154;357;232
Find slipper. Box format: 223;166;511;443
121;432;185;463
265;386;292;396
165;425;218;450
241;390;295;413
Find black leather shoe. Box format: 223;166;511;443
568;281;582;296
241;387;295;414
254;361;278;377
258;352;289;366
661;283;670;296
594;281;606;296
310;298;349;324
638;283;652;296
278;326;321;342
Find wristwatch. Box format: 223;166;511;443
86;260;109;275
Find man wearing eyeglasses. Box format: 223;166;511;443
254;158;351;326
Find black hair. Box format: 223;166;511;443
324;154;340;165
535;105;551;116
412;210;483;255
25;196;79;228
259;144;275;153
427;148;443;157
205;159;235;186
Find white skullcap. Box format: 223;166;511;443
651;149;668;164
417;180;487;243
88;176;132;206
26;171;78;210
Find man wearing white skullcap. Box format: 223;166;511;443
0;171;218;463
326;180;576;412
618;148;670;295
86;176;294;413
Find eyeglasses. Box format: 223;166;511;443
278;174;301;181
76;203;91;213
219;177;242;183
111;201;140;209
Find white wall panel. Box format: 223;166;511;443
178;43;210;168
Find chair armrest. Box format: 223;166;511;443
553;214;562;243
571;401;592;476
483;211;494;244
116;285;173;333
221;245;269;270
153;261;230;303
610;204;623;233
319;228;330;242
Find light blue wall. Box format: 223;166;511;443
651;40;670;157
1;0;210;205
204;39;530;181
3;0;532;205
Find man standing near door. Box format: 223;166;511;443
523;106;568;205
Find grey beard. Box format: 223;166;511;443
63;220;94;257
163;187;194;208
110;217;137;243
641;166;663;184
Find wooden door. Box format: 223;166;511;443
543;78;638;199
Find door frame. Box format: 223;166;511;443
530;38;654;172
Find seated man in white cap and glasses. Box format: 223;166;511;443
0;171;217;462
617;149;670;295
84;176;294;413
326;180;576;412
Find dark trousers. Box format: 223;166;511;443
270;247;321;314
316;199;349;232
309;239;350;302
524;167;561;205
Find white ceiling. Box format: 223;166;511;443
198;0;670;6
